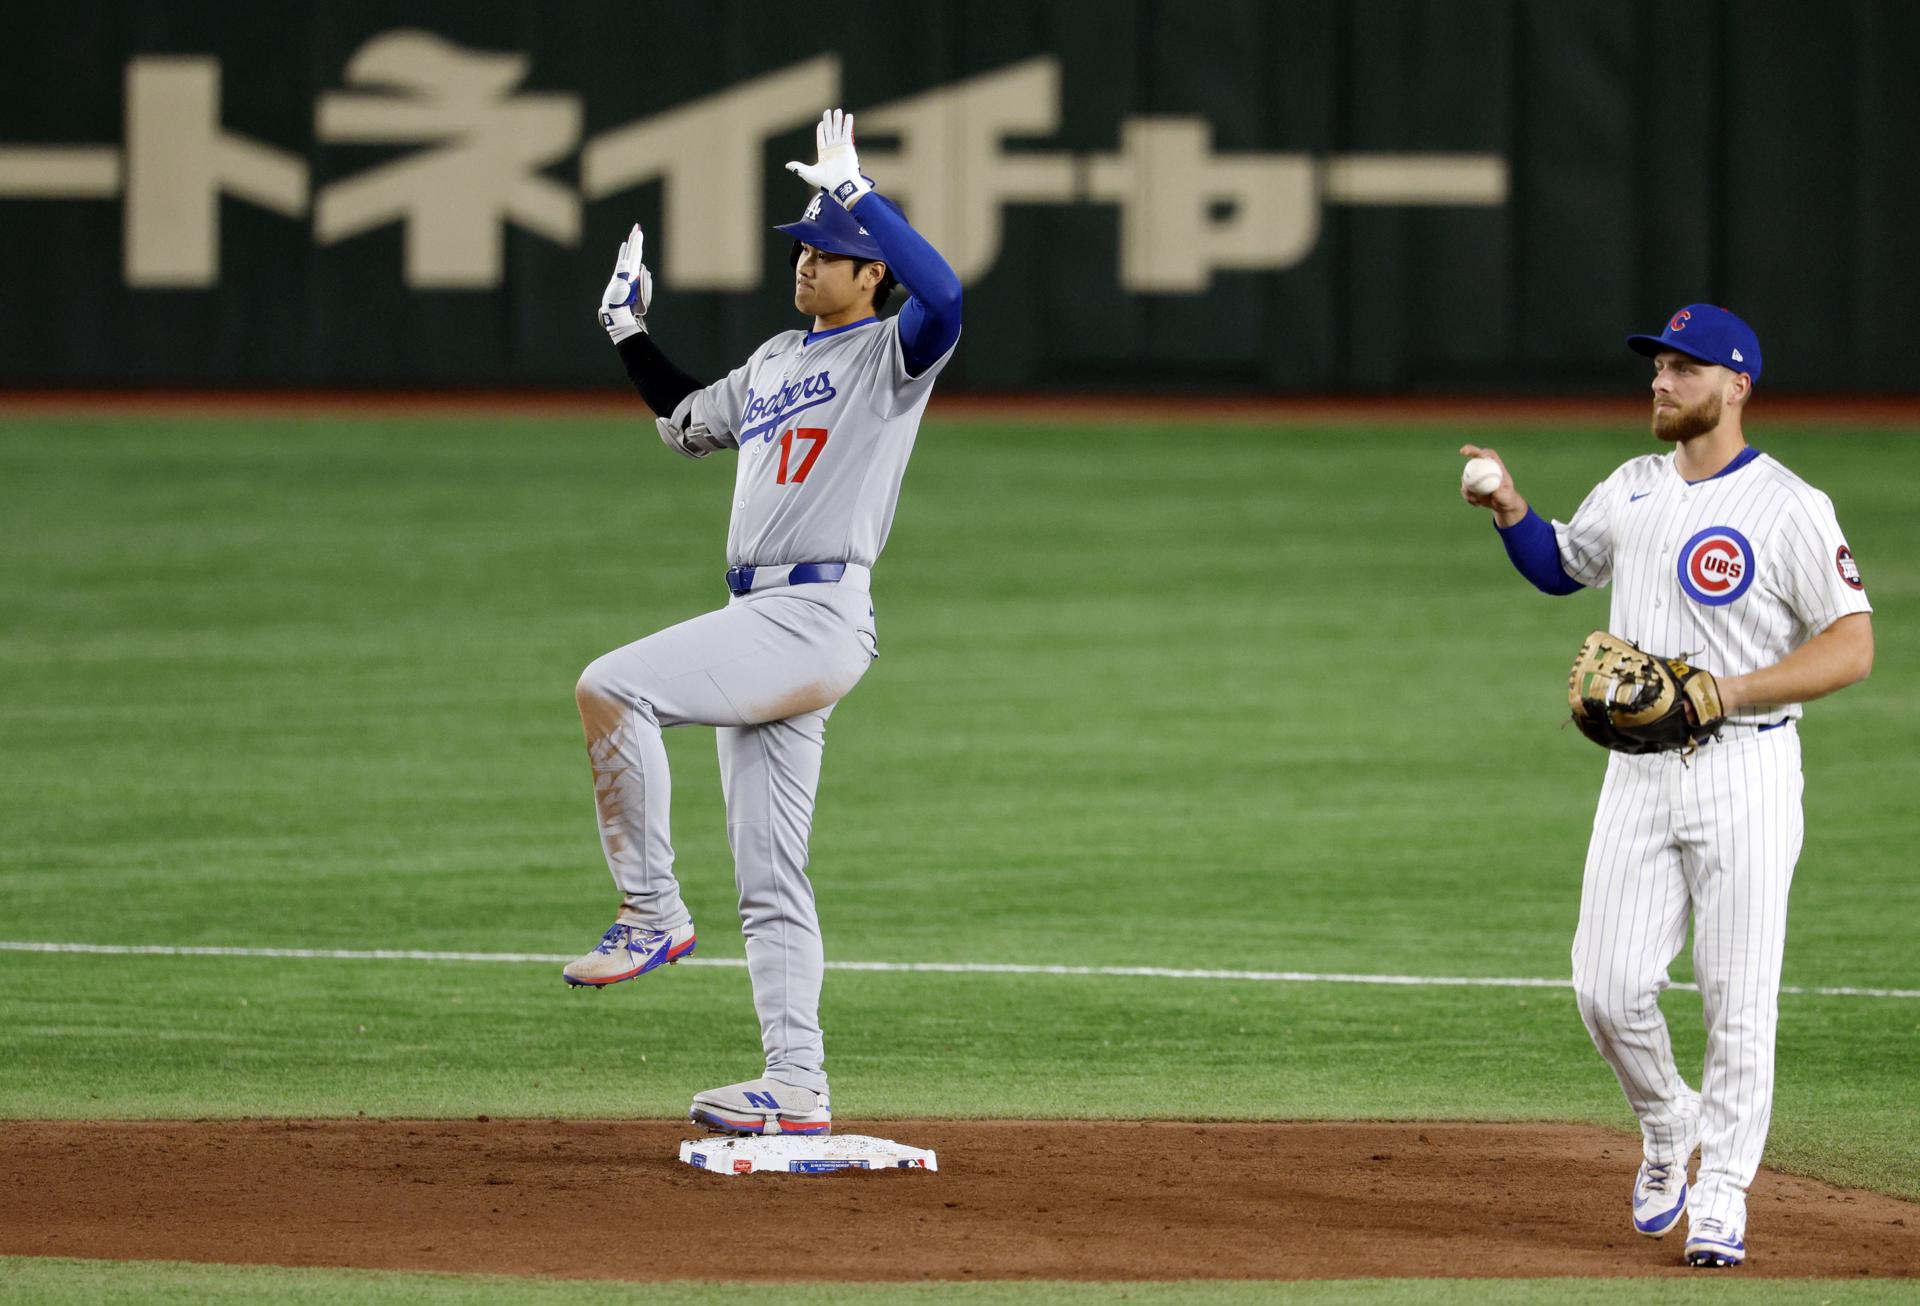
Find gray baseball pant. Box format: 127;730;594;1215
574;574;876;1095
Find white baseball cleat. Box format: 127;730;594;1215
1631;1159;1689;1236
1683;1217;1746;1267
561;921;696;987
689;1077;832;1136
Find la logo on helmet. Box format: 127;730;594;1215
803;194;824;222
1669;309;1692;332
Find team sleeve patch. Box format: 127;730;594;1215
1835;544;1864;590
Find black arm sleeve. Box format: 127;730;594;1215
617;333;709;420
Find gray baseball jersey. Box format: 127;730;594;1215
1554;446;1870;1239
670;315;956;568
578;313;957;1099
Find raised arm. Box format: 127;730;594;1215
786;109;963;377
596;222;728;459
851;193;962;376
1460;444;1585;596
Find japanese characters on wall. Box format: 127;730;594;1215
1;3;1912;391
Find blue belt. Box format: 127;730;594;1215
726;561;847;596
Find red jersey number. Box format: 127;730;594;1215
775;427;828;484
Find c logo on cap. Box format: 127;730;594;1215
1669;309;1692;333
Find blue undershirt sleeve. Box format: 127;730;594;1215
850;192;962;377
1496;507;1585;596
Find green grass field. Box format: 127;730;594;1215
5;1259;1920;1305
2;412;1915;1300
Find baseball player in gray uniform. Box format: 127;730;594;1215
566;109;962;1137
1460;305;1874;1267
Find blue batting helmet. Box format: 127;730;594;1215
775;186;885;261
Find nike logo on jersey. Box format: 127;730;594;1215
1629;491;1651;501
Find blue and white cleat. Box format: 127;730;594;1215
1631;1159;1688;1236
689;1078;832;1137
562;921;696;987
1683;1218;1745;1267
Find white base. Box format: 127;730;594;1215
679;1133;938;1175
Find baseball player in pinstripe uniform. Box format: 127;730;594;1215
566;109;962;1137
1460;305;1875;1267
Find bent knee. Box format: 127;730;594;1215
576;659;634;739
575;659;616;709
1573;983;1613;1034
1573;979;1656;1041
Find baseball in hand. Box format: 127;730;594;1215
1461;456;1503;497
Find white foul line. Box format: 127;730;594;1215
1;940;1915;1000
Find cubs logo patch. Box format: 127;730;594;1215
1836;544;1864;590
1669;309;1692;332
1677;526;1755;606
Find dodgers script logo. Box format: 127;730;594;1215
740;370;836;444
1677;526;1755;606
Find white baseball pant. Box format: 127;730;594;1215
1571;724;1804;1232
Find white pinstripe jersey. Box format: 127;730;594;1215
1552;448;1872;727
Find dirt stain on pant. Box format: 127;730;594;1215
753;681;837;723
575;678;627;744
577;681;637;858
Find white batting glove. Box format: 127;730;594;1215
785;109;873;210
657;416;726;460
598;223;653;344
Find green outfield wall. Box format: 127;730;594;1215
2;0;1915;392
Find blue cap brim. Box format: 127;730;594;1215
1626;334;1733;369
772;218;882;261
772;185;895;262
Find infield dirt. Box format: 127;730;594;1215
3;1120;1916;1281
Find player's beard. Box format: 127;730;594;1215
1651;392;1723;442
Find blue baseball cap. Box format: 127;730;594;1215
774;186;885;261
1627;304;1762;382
